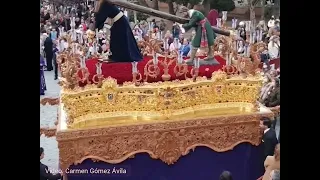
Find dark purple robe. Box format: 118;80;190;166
40;55;47;95
95;1;142;62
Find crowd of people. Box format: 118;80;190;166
40;1;280;180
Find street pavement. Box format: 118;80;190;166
40;70;60;170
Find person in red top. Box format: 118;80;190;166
80;18;87;31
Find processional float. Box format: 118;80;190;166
40;1;275;179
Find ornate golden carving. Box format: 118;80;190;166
40;98;60;105
61;71;263;129
57;52;81;89
40;127;57;137
138;36;163;56
57;112;271;170
214;36;230;58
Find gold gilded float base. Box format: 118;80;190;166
71;102;256;129
57;110;273;171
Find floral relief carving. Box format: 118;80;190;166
57;113;272;170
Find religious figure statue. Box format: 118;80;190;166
182;9;220;65
94;0;143;63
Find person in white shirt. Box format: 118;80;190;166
169;38;181;52
237;40;245;54
268;36;280;58
268;16;275;29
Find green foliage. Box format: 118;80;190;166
264;6;273;19
158;0;202;6
210;0;235;12
129;12;149;22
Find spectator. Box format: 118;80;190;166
40;147;62;180
260;49;270;64
267;16;275;29
262;144;280;180
219;171;233;180
263;77;280;108
268;20;280;39
179;38;191;57
271;170;280;180
164;30;174;45
268;36;280;59
159;19;166;32
260;118;278;161
172;22;181;39
43;33;53;71
276;68;280;79
169;38;181;52
259;73;274;103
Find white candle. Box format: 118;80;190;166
178;51;183;64
131;62;138;73
196;58;200;68
260;30;263;41
216;18;221;28
222;11;228;21
96;63;102;74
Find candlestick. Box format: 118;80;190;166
245;21;250;32
234;18;238;29
244;45;247;56
174;38;179;50
259;30;263;41
148;22;151;31
80;56;86;68
250;32;254;44
194;58;200;68
248;21;252;32
72;44;75;54
222;11;228;21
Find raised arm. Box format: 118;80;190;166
182;13;199;32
